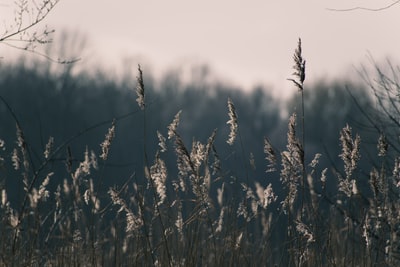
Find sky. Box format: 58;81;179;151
1;0;400;97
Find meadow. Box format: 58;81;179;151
1;39;400;266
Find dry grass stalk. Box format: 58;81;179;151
288;38;306;91
226;97;238;145
264;137;277;172
167;110;182;140
4;41;400;267
100;119;116;160
339;124;361;179
136;64;145;110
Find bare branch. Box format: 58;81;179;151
1;40;80;64
0;0;70;62
327;0;400;12
0;0;59;42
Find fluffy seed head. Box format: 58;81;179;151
12;148;20;170
44;136;54;159
288;38;306;91
150;152;168;206
320;168;328;189
157;131;167;152
264;137;277;172
100;119;116;160
215;207;225;233
377;134;388;157
1;189;7;207
309;153;322;168
135;64;145;110
167;110;182;139
226;97;238;145
295;220;315;243
339;124;361;179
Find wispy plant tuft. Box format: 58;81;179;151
226;97;238;145
3;36;400;267
167;110;182;140
339;124;361;179
264;137;277;172
100;119;116;160
377;133;388;157
288;38;306;91
136;64;145;110
150;152;168;206
287;38;307;223
157;130;167;152
44;136;54;159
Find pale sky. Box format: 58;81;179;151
1;0;400;97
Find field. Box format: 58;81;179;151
1;40;400;266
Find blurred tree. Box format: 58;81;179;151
357;58;400;155
0;59;283;202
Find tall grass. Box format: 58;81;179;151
1;39;400;267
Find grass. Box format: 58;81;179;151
1;40;400;266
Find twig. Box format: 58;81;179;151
327;0;400;12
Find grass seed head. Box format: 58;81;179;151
168;110;182;139
288;38;306;91
264;137;277;172
44;136;54;159
135;64;145;110
377;134;388;157
226;97;238;145
100;119;116;160
339;124;361;179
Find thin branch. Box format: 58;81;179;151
0;0;59;42
1;41;80;64
345;85;400;155
327;0;400;12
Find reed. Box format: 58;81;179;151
1;39;400;267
